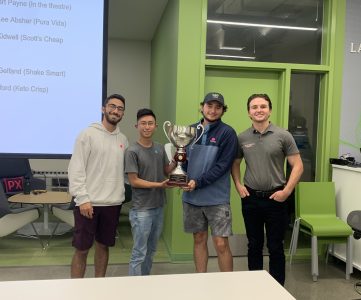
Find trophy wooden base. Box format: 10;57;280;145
167;174;189;187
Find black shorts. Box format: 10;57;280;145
72;205;121;251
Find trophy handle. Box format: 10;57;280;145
163;121;172;144
191;124;204;147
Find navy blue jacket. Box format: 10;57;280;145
182;119;238;206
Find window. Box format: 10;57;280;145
206;0;323;64
288;73;321;182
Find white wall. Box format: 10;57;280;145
30;38;151;172
339;0;361;161
108;38;151;144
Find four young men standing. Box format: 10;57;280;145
68;92;302;284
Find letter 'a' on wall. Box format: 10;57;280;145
0;0;108;158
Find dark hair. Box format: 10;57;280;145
247;94;272;111
199;102;228;113
137;108;156;121
103;93;125;107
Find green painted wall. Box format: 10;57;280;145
168;0;206;260
150;0;179;140
150;0;206;261
325;0;346;180
150;0;183;260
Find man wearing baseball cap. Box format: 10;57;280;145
182;92;238;272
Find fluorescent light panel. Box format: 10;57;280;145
207;19;318;31
220;46;245;51
207;54;256;60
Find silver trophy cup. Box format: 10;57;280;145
163;121;204;186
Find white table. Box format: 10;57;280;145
332;164;361;270
0;270;295;300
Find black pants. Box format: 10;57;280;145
241;190;288;285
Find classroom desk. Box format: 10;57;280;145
8;191;71;235
0;270;295;300
332;164;361;271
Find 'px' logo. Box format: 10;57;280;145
3;177;24;193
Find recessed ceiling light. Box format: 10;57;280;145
220;46;245;51
207;19;318;31
206;54;256;60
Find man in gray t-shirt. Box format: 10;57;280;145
126;142;168;209
232;94;303;286
125;109;176;276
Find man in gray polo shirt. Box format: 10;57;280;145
232;93;303;285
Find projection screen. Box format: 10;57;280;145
0;0;108;158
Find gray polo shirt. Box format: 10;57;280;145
237;123;299;191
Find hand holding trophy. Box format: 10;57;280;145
163;121;204;186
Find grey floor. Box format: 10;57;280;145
1;256;361;300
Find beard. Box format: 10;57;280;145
104;111;122;125
201;111;222;123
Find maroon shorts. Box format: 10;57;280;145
72;205;121;251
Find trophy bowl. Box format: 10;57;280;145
163;121;204;186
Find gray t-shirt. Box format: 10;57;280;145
125;142;169;209
237;123;299;191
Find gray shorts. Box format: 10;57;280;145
183;202;232;237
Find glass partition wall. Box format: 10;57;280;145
206;0;323;63
289;73;321;182
205;0;327;227
206;0;324;182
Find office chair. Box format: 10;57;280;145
0;158;46;197
0;184;44;248
348;211;361;240
347;211;361;295
50;197;75;236
124;183;132;203
289;181;353;281
50;183;132;237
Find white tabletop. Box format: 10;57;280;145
8;191;71;204
0;270;295;300
332;164;361;173
8;191;71;234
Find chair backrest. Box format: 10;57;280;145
0;158;32;178
68;197;76;210
347;211;361;231
0;158;33;195
0;158;46;195
295;181;337;218
124;183;132;203
0;184;11;218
